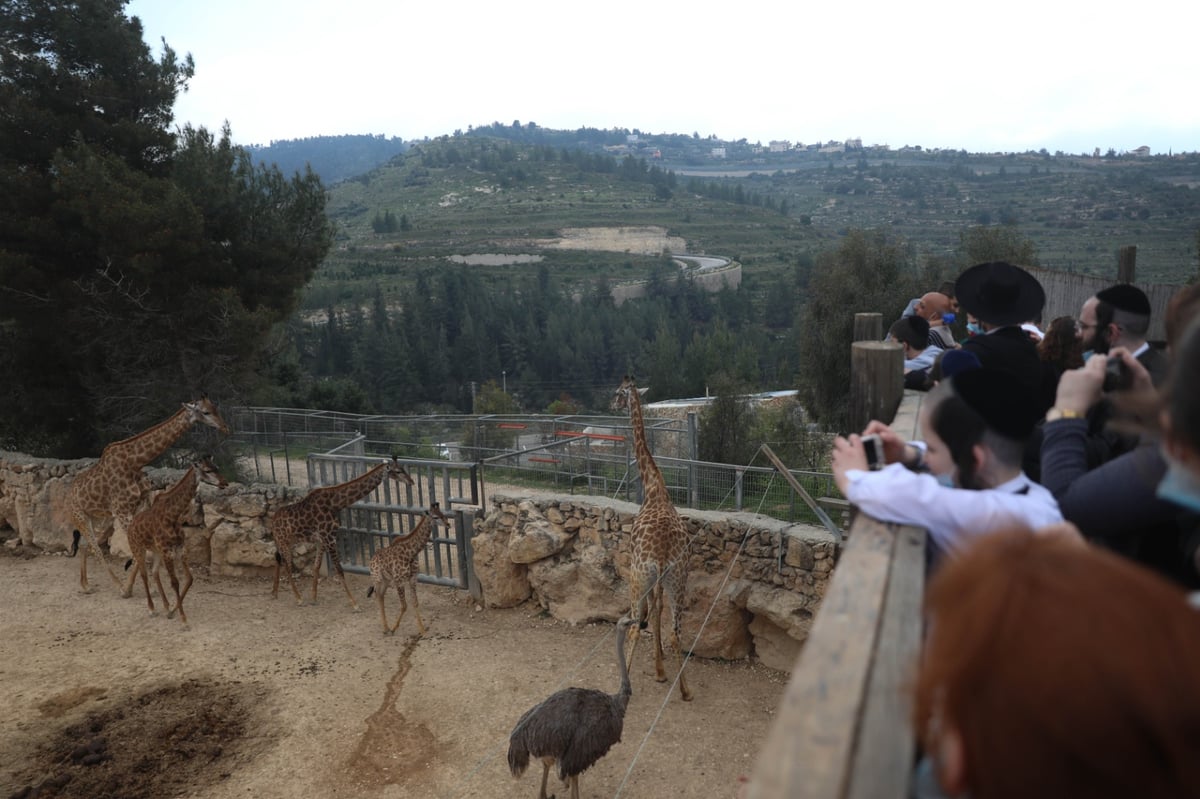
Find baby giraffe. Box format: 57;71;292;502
367;501;449;636
122;456;228;628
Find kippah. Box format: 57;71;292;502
1096;284;1151;316
951;368;1041;440
908;315;931;340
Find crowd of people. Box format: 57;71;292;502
832;261;1200;798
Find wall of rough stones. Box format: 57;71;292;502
0;451;312;581
473;492;837;670
0;452;838;671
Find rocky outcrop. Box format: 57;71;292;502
472;492;837;670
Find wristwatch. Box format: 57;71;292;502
1045;407;1085;422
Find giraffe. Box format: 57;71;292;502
270;456;414;610
66;396;230;593
122;455;228;628
610;375;693;702
366;501;450;636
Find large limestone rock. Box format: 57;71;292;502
749;614;803;671
682;572;753;660
508;519;573;563
470;512;531;608
527;542;625;624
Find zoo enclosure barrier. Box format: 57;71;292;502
226;406;841;528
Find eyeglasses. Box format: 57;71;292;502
1076;321;1097;332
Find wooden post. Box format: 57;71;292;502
850;341;904;433
1117;245;1137;283
853;312;883;342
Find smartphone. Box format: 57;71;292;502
862;434;884;470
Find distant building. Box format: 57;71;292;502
768;140;791;153
626;134;639;144
846;137;863;150
1133;145;1151;157
711;147;727;159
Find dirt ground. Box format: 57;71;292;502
0;544;787;799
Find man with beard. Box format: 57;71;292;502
1078;283;1170;387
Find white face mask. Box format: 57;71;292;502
1157;450;1200;515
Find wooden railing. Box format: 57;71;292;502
748;390;927;799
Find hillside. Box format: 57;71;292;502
305;130;1200;316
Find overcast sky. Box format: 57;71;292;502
126;0;1198;156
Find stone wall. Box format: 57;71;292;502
0;451;313;580
473;492;837;670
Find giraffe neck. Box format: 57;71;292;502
394;513;434;553
153;467;200;519
101;407;194;471
628;387;668;505
321;462;388;510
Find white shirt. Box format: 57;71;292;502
844;463;1063;559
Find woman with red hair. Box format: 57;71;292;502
913;528;1200;799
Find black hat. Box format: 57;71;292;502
954;261;1046;327
1096;283;1151;317
951;368;1042;440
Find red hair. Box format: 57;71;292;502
914;529;1200;799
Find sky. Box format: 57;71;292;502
126;0;1199;156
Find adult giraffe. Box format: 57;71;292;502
270;456;414;611
610;375;693;702
67;396;230;593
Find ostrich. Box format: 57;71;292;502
508;616;644;799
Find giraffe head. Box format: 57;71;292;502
183;395;230;435
194;455;229;488
386;455;415;487
427;501;449;526
610;375;648;414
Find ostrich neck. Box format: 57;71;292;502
614;623;632;702
628;390;667;504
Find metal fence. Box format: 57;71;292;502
227;406;840;528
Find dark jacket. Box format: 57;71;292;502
962;326;1057;415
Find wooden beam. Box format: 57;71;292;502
748;515;904;799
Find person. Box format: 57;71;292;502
901;291;959;350
889;316;942;387
1077;282;1169;386
1040;296;1200;586
912;527;1200;799
1036;315;1084;380
923;349;981;390
831;368;1062;567
955;261;1056;416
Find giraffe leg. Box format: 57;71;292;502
651;586;668;683
77;519;111;594
374;582;393;635
669;592;693;702
407;578;426;636
150;552;172;618
120;548;140;599
388;586;409;634
138;551;159;616
162;551;190;628
625;580;647;673
327;541;360;611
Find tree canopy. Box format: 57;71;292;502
0;1;333;456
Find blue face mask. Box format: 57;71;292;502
1157;453;1200;514
935;473;956;488
966;322;983;336
1082;349;1095;362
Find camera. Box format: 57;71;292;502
1103;357;1133;392
862;434;884;470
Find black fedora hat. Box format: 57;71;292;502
955;261;1045;327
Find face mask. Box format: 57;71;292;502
1082;349;1094;362
1156;452;1200;514
936;473;956;488
966;322;983;336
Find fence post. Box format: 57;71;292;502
688;411;699;507
853;312;883;342
849;341;904;433
1117;245;1137;283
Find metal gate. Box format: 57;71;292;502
305;451;482;600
